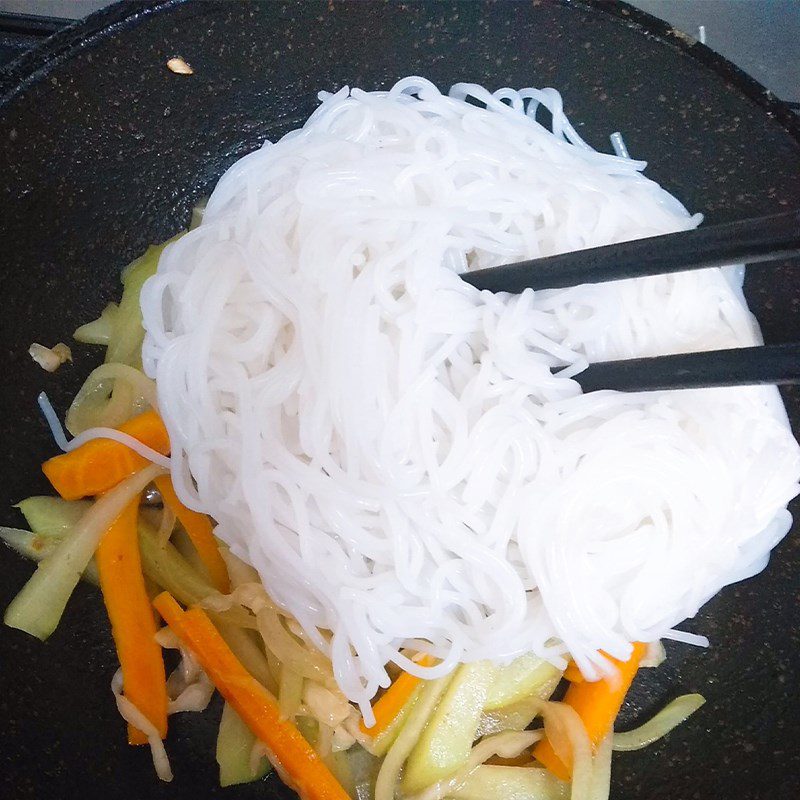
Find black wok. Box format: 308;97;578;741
1;2;799;798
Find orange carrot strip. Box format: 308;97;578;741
359;654;436;737
97;496;168;745
154;476;230;594
534;642;647;780
563;661;584;683
43;410;170;500
153;592;349;800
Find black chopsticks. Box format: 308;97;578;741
459;210;800;393
462;210;800;294
571;343;800;394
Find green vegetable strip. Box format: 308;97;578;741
0;527;51;562
403;661;496;794
476;696;543;738
73;302;119;345
374;676;452;800
106;235;181;368
449;765;568;800
370;684;422;757
138;524;255;629
321;750;354;798
4;464;163;640
213;616;277;695
483;655;563;711
137;522;218;606
16;496;91;538
612;694;706;752
216;701;270;787
0;526;100;586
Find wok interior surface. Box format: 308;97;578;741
1;2;798;798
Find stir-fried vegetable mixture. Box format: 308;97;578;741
2;236;705;799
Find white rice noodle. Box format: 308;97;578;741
140;77;800;713
111;669;173;782
66;427;171;469
37;390;170;469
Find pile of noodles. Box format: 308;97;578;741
141;78;800;715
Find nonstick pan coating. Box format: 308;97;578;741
1;2;799;798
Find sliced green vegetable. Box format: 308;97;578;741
374;676;452;800
213;615;277;694
138;524;254;629
371;683;421;757
349;745;381;800
172;527;214;585
322;750;354;798
476;696;543;738
484;655;562;711
138;522;218;607
403;661;496;794
4;465;161;640
612;694;706;752
448;764;568;800
1;526;52;562
16;496;91;539
107;235;182;368
216;701;270;787
0;526;99;585
74;302;119;345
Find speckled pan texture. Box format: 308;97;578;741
0;1;798;798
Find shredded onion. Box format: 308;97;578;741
167;672;214;714
157;506;177;546
111;669;173;782
587;734;612;800
303;682;354;729
410;730;543;800
157;624;216;714
540;702;592;800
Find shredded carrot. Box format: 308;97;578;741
534;642;647;780
97;496;168;745
359;654;435;737
154;476;230;594
563;661;584;683
43;410;170;500
153;592;349;800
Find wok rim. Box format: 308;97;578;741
0;0;798;147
